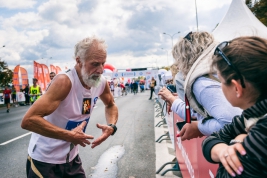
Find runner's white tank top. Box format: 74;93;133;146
28;68;106;164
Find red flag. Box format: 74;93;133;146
50;64;57;74
34;61;45;93
34;61;38;79
20;67;29;89
42;64;50;89
56;66;62;74
12;65;20;92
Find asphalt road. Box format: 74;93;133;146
0;91;156;178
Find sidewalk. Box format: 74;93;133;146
154;99;182;178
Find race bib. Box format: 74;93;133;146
32;89;37;94
65;118;89;132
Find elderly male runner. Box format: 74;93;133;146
21;36;118;178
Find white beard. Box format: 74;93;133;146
81;67;101;87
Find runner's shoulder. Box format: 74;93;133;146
49;74;72;91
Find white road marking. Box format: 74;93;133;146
93;106;98;108
0;132;32;145
89;145;125;178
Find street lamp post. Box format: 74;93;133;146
0;45;5;60
161;48;169;66
42;57;52;66
163;32;180;63
163;31;180;49
195;0;199;31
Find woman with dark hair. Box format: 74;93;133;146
202;36;267;177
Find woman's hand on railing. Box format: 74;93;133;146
177;121;204;141
158;87;178;104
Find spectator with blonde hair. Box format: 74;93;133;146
169;63;179;84
159;31;242;140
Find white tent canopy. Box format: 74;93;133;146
213;0;267;41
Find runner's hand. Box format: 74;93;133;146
91;123;114;148
69;121;94;147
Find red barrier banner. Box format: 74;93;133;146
50;64;57;74
56;66;62;74
12;65;20;92
173;113;218;178
42;64;50;90
20;67;28;89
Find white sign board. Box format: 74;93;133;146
0;92;25;104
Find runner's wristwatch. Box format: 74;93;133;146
108;124;117;135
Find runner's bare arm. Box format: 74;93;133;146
100;81;118;126
91;82;118;148
21;74;94;146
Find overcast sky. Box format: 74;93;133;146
0;0;233;80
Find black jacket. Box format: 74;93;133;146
202;99;267;178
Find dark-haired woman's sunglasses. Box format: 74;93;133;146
214;41;246;88
184;31;193;43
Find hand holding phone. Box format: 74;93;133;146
176;122;186;130
166;86;175;93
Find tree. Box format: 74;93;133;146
246;0;267;26
246;0;253;8
0;58;13;87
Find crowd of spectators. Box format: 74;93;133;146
107;79;150;97
158;32;267;177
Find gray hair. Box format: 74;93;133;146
74;36;107;63
172;31;214;78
